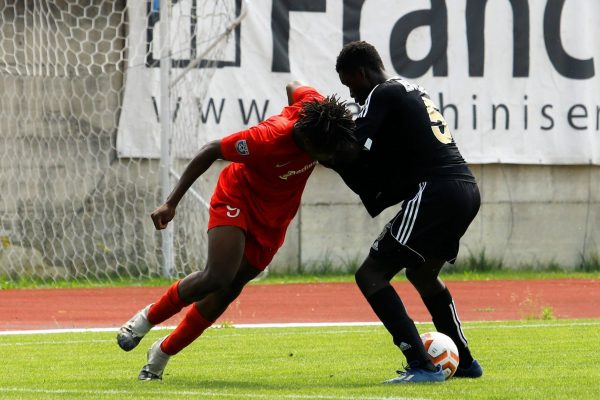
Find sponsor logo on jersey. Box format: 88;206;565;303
275;161;291;168
278;161;317;180
235;140;249;155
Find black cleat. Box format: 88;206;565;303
454;359;483;378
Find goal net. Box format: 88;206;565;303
0;0;245;283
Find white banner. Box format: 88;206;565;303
117;0;600;164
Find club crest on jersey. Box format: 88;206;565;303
235;140;249;155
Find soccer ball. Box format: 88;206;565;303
420;331;460;379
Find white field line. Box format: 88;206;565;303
0;328;382;346
0;321;382;336
0;320;599;340
0;387;429;400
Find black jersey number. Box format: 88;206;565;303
423;97;453;144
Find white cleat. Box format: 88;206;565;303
138;337;170;381
117;304;154;351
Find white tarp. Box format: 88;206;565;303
117;0;600;164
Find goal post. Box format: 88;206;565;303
0;0;247;283
161;0;248;278
159;0;174;278
159;0;248;278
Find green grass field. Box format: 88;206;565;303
2;320;599;399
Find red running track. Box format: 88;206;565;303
1;279;598;331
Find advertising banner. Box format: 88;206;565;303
117;0;600;164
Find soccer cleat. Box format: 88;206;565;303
454;359;483;378
117;304;154;351
138;337;170;381
383;364;445;384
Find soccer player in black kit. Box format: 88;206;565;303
295;41;483;383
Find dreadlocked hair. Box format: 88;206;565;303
296;95;356;152
335;40;384;73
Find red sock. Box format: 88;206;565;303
160;305;214;355
147;281;190;325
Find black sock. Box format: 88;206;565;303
367;286;435;371
422;287;474;367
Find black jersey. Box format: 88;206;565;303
338;77;476;217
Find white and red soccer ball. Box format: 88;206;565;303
420;331;460;379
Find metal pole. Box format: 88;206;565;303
159;0;174;277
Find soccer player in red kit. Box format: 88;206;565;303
116;81;354;380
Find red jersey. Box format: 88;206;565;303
208;86;323;267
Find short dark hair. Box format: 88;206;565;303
296;95;356;152
335;41;384;73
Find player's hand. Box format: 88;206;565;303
150;203;176;230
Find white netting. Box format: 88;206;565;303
0;0;244;283
168;0;245;277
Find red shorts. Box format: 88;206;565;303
208;201;285;270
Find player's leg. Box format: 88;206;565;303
404;180;482;378
405;259;479;376
355;255;437;371
139;259;261;380
355;214;444;383
117;225;245;352
159;259;261;356
139;227;278;380
177;225;247;301
116;276;194;352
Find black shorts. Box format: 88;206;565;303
369;180;480;267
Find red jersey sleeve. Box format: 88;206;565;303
220;116;290;163
220;127;259;163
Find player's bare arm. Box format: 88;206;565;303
286;80;307;105
150;140;222;230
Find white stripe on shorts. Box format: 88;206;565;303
394;182;426;244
